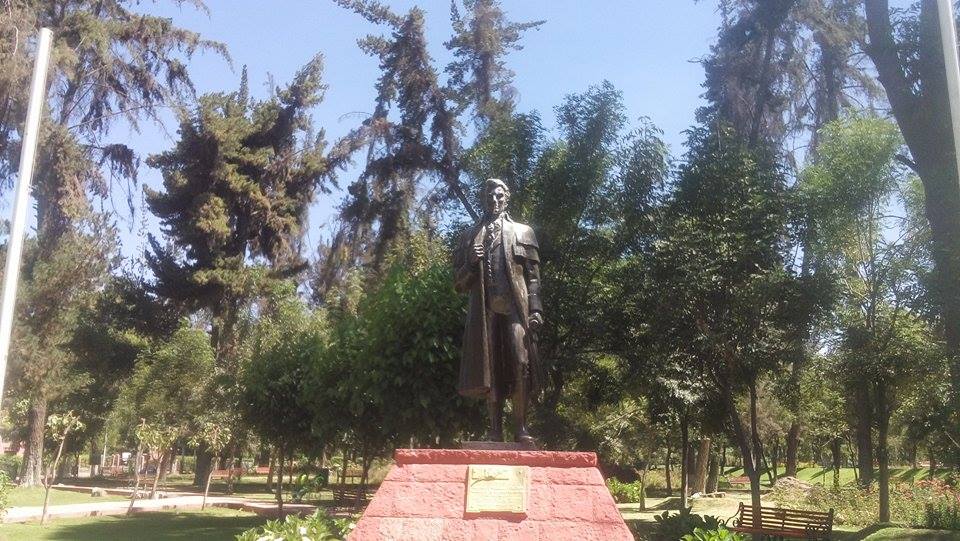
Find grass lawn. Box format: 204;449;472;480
8;487;128;507
0;508;265;541
833;526;960;540
720;465;953;488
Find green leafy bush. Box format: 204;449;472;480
0;471;10;517
292;473;329;503
682;526;745;541
607;478;643;503
235;510;353;541
652;507;723;541
0;455;20;479
771;478;960;528
924;500;960;530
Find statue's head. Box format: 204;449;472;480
483;178;510;218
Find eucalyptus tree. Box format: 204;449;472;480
801;115;942;521
0;0;219;486
863;1;960;402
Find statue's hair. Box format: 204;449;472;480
484;178;510;198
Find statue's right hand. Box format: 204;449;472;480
469;243;484;264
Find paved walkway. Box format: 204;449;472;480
4;485;318;524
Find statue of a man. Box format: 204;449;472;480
454;178;544;444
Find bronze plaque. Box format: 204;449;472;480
465;464;529;514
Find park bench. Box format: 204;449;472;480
210;467;244;479
727;475;750;488
730;502;834;540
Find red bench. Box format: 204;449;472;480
210;467;244;479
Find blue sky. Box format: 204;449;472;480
116;0;722;260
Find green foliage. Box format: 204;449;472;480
46;411;84;442
682;526;744;541
606;478;644;503
291;472;329;504
0;456;21;480
302;234;482;459
772;479;960;527
0;471;11;517
114;326;215;439
924;500;960;531
652;507;724;541
240;286;323;454
235;510;352;541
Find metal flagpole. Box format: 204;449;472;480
937;0;960;190
0;28;53;402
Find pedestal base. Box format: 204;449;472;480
459;440;537;451
348;449;632;541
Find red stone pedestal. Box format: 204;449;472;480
348;449;632;541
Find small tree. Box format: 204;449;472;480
41;411;84;524
139;424;180;499
189;420;231;511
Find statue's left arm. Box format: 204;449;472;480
516;226;543;326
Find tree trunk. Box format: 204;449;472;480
201;455;218;511
680;414;689;509
930;445;937;480
877;381;891;523
193;448;213;487
665;445;673;493
726;379;764;527
150;452;164;499
267;449;275;490
706;451;720;494
637;459;651;511
854;380;874;487
865;1;960;400
275;443;285;514
693;438;711;494
225;444;237;495
19;398;47;486
41;429;71;525
770;440;780;482
831;437;843;490
127;447;143;514
785;421;801;477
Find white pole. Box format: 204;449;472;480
0;28;53;402
937;0;960;188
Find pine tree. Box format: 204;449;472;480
145;57;331;481
0;0;219;486
314;1;540;301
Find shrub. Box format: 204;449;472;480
682;526;745;541
771;478;960;528
0;455;20;479
0;471;10;517
924;500;960;530
652;507;724;541
607;478;643;503
235;510;353;541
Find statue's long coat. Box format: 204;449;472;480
453;216;543;398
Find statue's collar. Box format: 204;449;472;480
481;212;511;226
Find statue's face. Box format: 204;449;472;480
485;185;508;216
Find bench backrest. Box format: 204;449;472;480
736;503;833;534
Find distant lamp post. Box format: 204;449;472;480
0;28;53;402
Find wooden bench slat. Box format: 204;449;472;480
733;502;833;541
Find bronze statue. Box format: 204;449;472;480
454;178;543;444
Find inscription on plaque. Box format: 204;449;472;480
465;464;529;514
